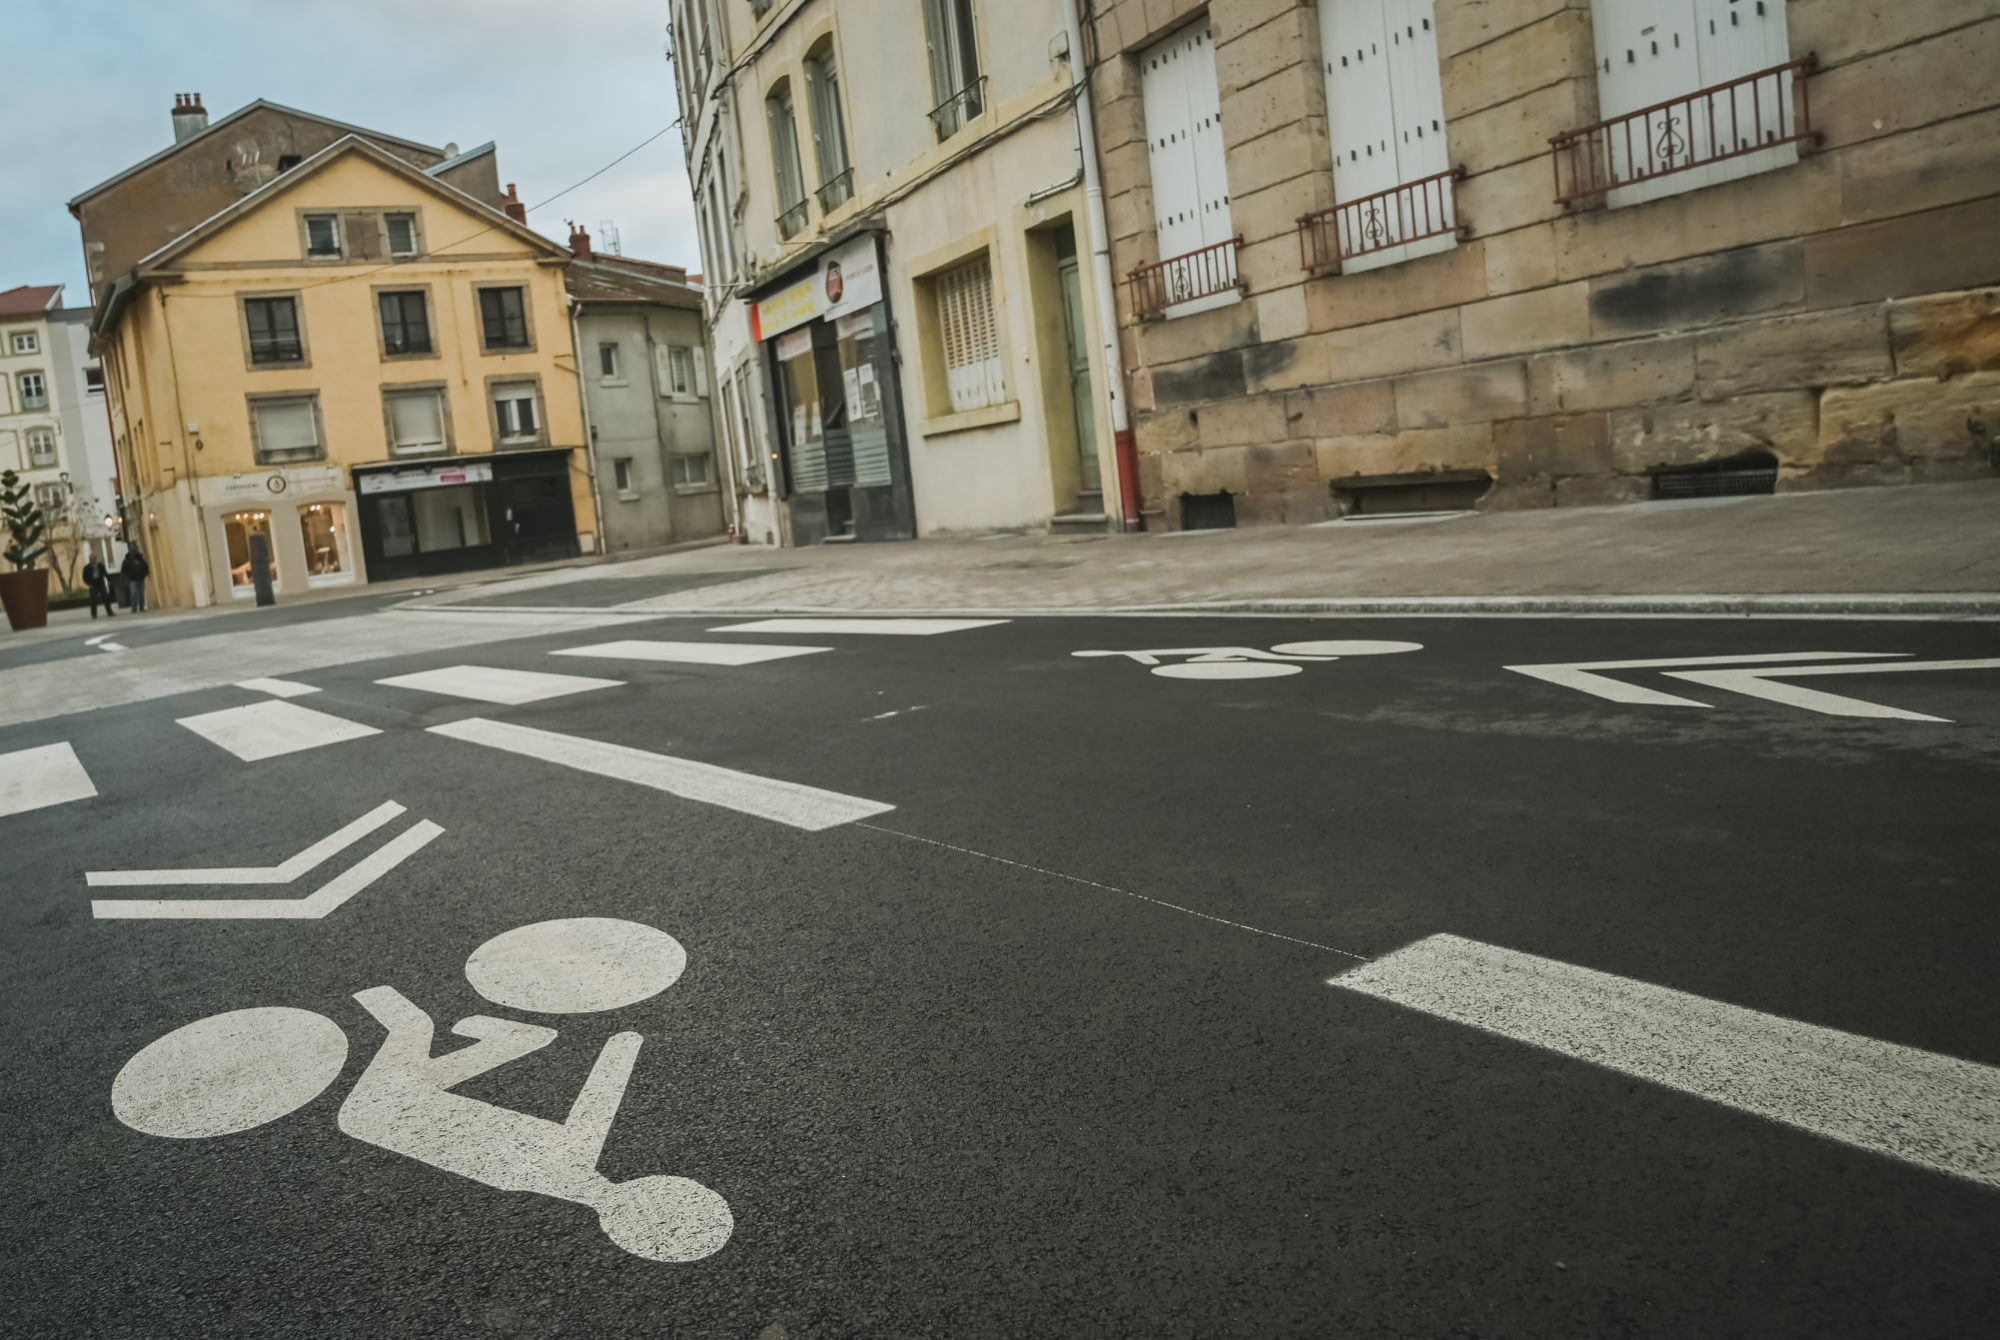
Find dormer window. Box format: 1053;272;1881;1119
304;214;341;258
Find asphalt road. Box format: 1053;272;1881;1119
3;611;1996;1337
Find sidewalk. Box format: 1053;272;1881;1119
410;480;2000;617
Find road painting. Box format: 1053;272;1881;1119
1072;639;1424;680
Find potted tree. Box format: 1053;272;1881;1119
0;469;52;631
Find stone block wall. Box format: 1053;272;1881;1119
1087;0;2000;526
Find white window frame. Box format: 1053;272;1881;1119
1140;18;1239;317
600;342;624;384
384;212;420;258
18;371;47;410
10;332;37;355
671;452;715;492
613;457;638;498
249;393;325;465
25;426;57;468
304;213;342;259
385;387;450;457
659;345;706;400
493;383;540;444
933;252;1005;414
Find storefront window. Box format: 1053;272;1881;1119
776;328;828;492
412;484;492;552
223;511;273;593
836;309;892;487
299;503;351;584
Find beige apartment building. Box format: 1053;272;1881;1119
671;0;1133;545
1083;0;2000;527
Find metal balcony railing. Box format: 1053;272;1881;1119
1297;167;1467;274
929;76;987;140
1129;237;1245;321
1551;56;1818;206
815;168;854;213
776;197;811;241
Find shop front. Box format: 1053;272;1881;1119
353;449;579;583
198;465;360;600
751;234;914;544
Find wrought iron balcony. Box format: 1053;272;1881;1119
1129;237;1245;321
815;168;854;214
929;76;987;141
776;197;811;241
1297;167;1467;275
1551;56;1818;206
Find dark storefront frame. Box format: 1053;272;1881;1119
354;448;580;582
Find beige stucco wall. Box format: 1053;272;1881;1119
102;151;593;606
1090;0;2000;526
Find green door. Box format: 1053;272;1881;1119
1056;245;1102;494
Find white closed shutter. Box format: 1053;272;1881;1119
1591;0;1793;205
936;254;1003;414
255;399;319;461
389;391;445;453
1142;19;1238;316
1323;0;1453;273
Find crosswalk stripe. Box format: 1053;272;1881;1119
375;665;623;705
707;618;1008;636
1330;934;2000;1188
0;742;97;818
427;718;894;831
236;678;320;699
551;640;830;666
177;701;381;762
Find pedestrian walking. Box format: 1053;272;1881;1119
82;557;117;620
121;547;151;613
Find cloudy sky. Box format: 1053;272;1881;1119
2;0;697;303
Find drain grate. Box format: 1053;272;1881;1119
1651;452;1778;500
1180;491;1237;530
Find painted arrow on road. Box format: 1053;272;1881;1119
1665;658;2000;723
1505;652;1905;709
86;802;442;920
1508;651;2000;721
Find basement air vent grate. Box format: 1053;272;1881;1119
1180;491;1237;530
1651;451;1778;500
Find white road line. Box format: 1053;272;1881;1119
1505;652;1905;708
550;640;831;666
0;742;97;818
93;821;444;920
375;664;624;705
177;700;382;762
1664;657;2000;723
428;718;894;831
98;641;128;652
84;633;114;647
708;618;1009;636
86;801;408;886
1330;934;2000;1189
236;677;321;699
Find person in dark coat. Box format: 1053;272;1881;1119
82;557;116;619
120;547;151;613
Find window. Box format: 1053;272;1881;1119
304;214;341;258
768;81;809;239
277;154;302;172
385;213;418;257
299;502;350;582
613;457;636;495
663;345;701;397
10;332;37;355
249;394;323;464
600;342;621;380
378;290;432;357
1585;0;1799;206
1320;0;1454;272
479;287;531;349
735;362;767;490
1140;19;1238;315
385;387;449;456
806;43;853;211
223;510;273;591
35;482;66;514
923;0;984;138
244;297;304;365
26;427;57;467
84;365;104;393
18;371;47;410
934;253;1004;413
493;383;540;443
672;454;713;489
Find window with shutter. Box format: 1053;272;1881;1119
934;254;1004;414
252;396;323;464
1141;19;1239;316
1590;0;1796;206
387;389;447;455
1321;0;1454;273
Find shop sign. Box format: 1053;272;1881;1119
358;461;495;495
753;236;883;341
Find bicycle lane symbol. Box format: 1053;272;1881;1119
1074;640;1424;680
109;917;733;1263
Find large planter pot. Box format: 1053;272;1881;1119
0;568;50;631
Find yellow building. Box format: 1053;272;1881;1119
91;135;594;606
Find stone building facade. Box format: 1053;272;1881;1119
1083;0;2000;527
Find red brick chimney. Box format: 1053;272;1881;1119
502;183;527;224
567;223;592;261
171;93;209;143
